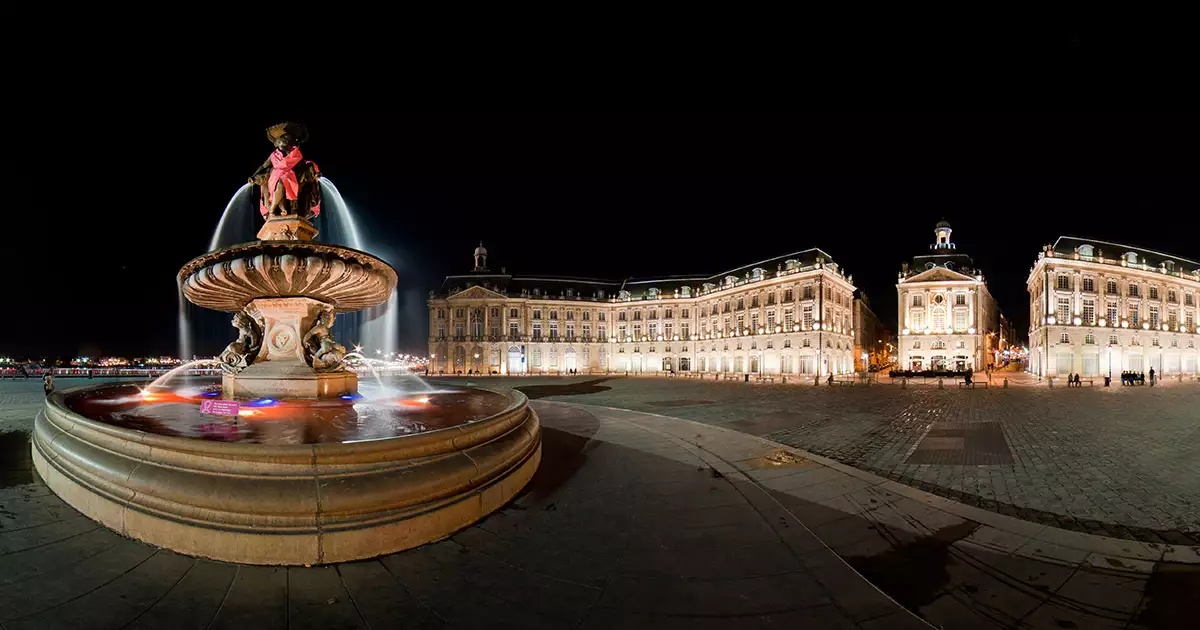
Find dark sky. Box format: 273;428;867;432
6;112;1197;359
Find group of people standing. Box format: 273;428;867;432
1121;368;1155;386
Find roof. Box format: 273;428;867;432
1050;236;1200;273
435;248;849;300
935;219;952;229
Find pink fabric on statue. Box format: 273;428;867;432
267;147;304;206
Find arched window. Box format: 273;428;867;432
1078;244;1094;257
932;307;946;331
1125;252;1138;264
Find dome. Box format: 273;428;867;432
935;219;952;229
474;241;488;257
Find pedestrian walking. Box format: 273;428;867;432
43;371;55;396
1149;367;1156;387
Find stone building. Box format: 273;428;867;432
896;221;1000;372
1027;237;1200;378
428;244;857;377
852;294;892;371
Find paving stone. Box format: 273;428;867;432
334;561;448;629
123;560;239;630
4;551;194;630
1053;568;1147;616
287;565;368;630
208;566;288;630
596;571;831;616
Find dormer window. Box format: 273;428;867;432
1125;252;1138;264
1078;244;1094;256
618;290;631;301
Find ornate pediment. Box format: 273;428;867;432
447;285;508;300
904;266;977;284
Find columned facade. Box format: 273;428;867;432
428;246;856;378
1027;238;1200;378
897;222;999;372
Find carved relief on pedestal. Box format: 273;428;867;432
218;311;264;374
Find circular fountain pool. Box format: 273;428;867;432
66;382;513;444
33;382;541;565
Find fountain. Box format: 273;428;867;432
32;122;541;565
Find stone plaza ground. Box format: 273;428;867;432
1;377;1197;628
459;375;1200;545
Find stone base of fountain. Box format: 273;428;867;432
223;362;357;398
257;216;318;241
33;386;541;565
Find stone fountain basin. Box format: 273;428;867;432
179;241;397;313
32;384;540;565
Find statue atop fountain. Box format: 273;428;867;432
250;121;323;241
179;123;397;398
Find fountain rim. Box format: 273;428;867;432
51;381;527;457
177;239;398;287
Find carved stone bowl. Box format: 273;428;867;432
33;385;541;565
179;241;397;313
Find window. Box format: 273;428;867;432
751;314;760;331
490;307;500;318
566;324;574;338
436;308;446;319
803;285;814;299
618;324;627;339
509;308;518;318
664;309;673;319
955;293;967;306
1149;287;1159;300
436;324;446;339
532;323;542;339
803;306;813;329
509;322;519;337
1083;299;1095;325
1187;313;1195;330
1129;307;1139;325
598;325;606;339
566;311;574;321
1085;333;1095;345
784;339;791;348
910;309;924;331
1082;278;1095;292
1060;333;1070;344
664;323;673;339
1150;307;1159;328
957;341;965;349
549;323;558;339
1057;274;1070;290
737;314;745;331
954;310;968;331
454;323;464;338
533;310;542;320
455;308;465;318
767;293;776;306
550;310;558;320
633;324;642;339
784;289;794;302
582;311;590;321
932;308;946;331
1110;335;1118;345
784;308;795;329
681;309;689;318
803;338;811;348
1168;290;1177;303
1187;294;1195;306
633;311;642;321
912;294;924;307
1056;297;1071;324
598;312;606;322
1169;311;1177;328
681;324;689;338
932;340;946;350
1125;252;1138;264
618;311;627;321
1106;279;1118;295
1152;336;1160;347
1107;300;1118;324
650;310;658;320
736;297;745;310
1129;284;1139;298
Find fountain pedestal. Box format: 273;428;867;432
257;216;318;242
223;296;357;399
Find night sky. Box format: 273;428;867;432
7;113;1197;360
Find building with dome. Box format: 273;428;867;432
896;221;1000;372
427;244;857;377
1027;237;1200;378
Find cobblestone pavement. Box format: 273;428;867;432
436;376;1200;544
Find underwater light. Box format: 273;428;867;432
246;398;277;407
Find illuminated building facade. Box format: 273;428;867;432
897;221;1000;372
1027;237;1200;378
428;244;857;377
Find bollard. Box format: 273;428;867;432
1003;377;1008;388
937;377;943;389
